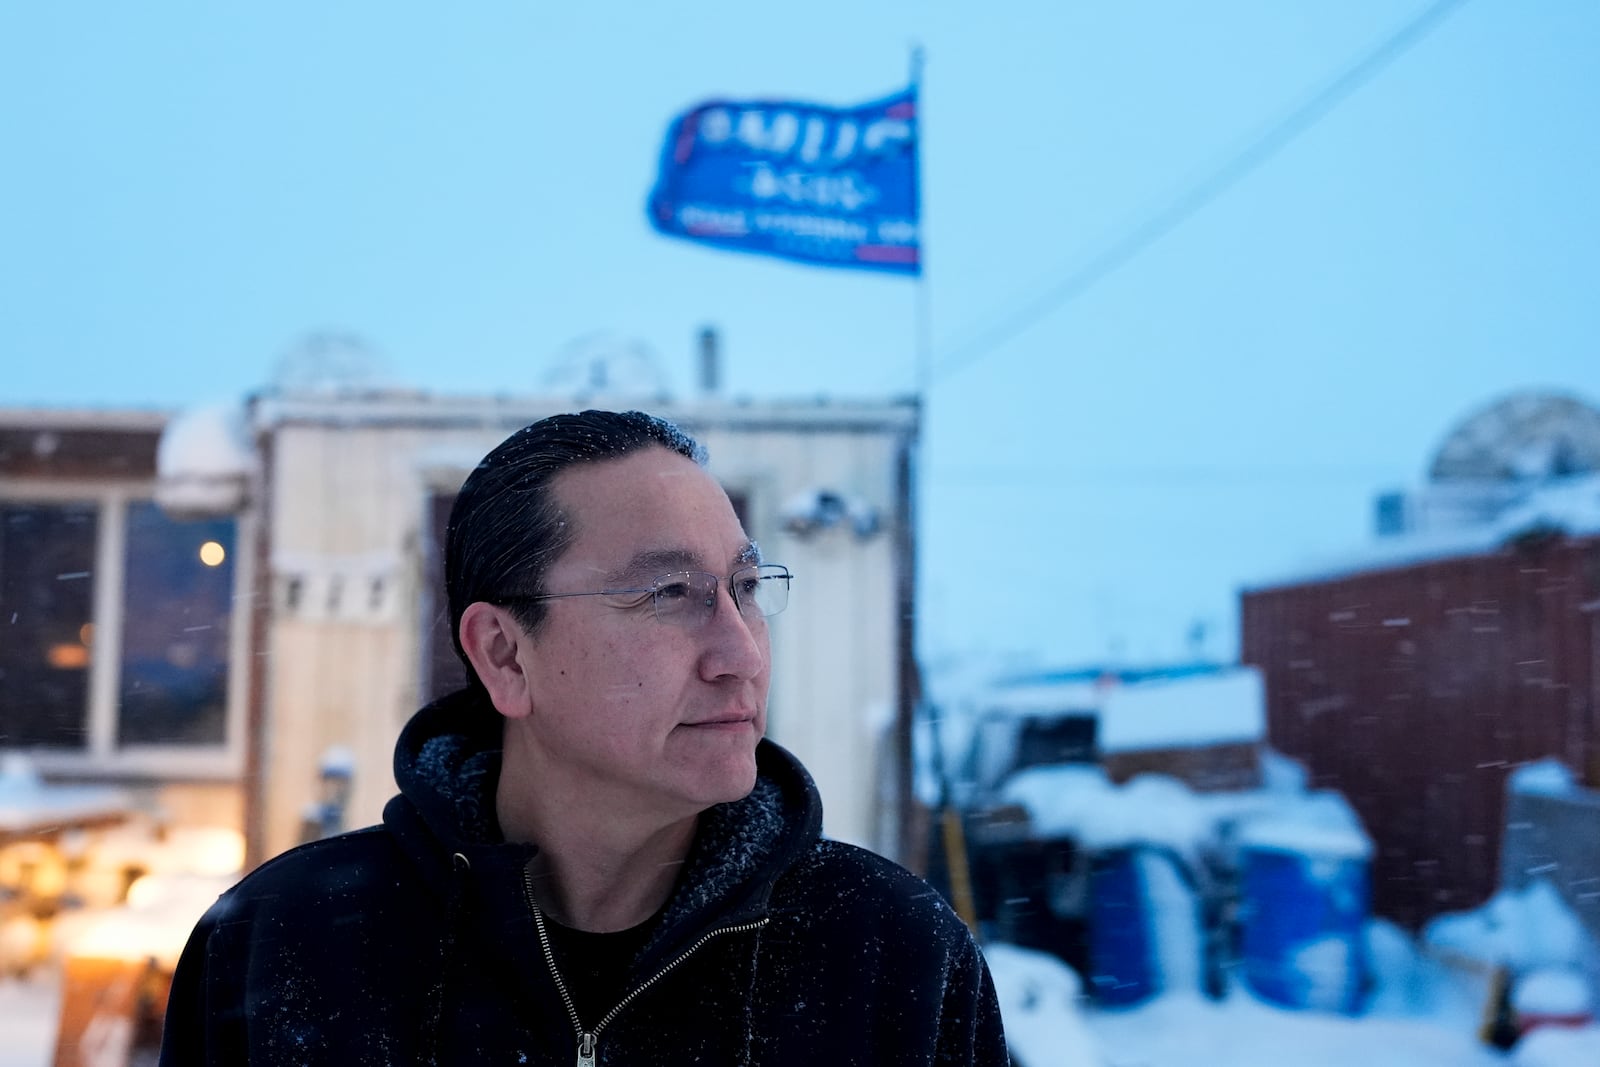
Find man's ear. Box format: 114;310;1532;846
460;602;535;720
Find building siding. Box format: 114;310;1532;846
1240;534;1600;931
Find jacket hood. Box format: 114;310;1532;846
385;685;824;938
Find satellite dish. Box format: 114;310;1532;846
1429;392;1600;483
543;333;671;398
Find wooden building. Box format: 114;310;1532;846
1;387;921;869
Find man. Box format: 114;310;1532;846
160;409;1007;1065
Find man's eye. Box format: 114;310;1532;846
736;577;762;599
655;581;692;601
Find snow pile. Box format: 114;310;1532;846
1514;967;1592;1018
1083;989;1505;1067
1424;880;1596;974
984;941;1103;1067
1509;759;1579;798
1364;919;1435;1018
1361;917;1507;1026
1512;1025;1600;1067
1098;668;1264;753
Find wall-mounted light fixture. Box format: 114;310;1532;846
780;488;882;542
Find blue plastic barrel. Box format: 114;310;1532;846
1088;844;1152;1004
1088;847;1155;1006
1238;830;1370;1014
1088;847;1202;1007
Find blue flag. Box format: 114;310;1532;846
647;87;920;276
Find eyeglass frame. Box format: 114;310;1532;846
488;563;793;625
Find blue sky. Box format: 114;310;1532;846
4;1;1598;665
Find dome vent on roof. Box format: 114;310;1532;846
1429;392;1600;483
543;333;670;398
270;331;391;396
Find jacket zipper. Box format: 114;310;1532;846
523;866;769;1067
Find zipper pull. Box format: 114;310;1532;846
577;1031;597;1067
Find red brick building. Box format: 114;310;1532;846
1241;393;1600;931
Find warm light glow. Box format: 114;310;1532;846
79;622;94;646
198;541;226;567
47;643;90;669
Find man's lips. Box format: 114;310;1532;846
681;714;757;729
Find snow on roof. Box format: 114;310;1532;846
1098;668;1264;753
1248;474;1600;590
997;756;1373;864
0;755;131;834
999;766;1216;858
251;390;919;433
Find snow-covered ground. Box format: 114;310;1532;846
991;940;1600;1067
0;977;61;1067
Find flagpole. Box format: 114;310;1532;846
904;42;975;935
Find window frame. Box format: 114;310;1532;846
0;478;253;779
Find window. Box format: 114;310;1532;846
0;488;242;771
116;501;235;746
0;502;98;747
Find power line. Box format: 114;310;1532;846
929;0;1471;385
928;462;1406;489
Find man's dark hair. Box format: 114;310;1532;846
446;409;706;676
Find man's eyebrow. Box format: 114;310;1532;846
605;548;700;585
606;541;762;584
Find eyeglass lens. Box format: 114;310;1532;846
653;566;789;625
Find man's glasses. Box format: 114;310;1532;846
496;564;792;628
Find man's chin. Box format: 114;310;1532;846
697;757;760;807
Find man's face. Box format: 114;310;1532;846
509;445;771;818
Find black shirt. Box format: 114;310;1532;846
543;913;660;1024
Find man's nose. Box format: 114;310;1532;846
699;582;766;679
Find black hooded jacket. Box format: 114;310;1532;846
159;687;1008;1065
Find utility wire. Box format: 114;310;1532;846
929;462;1404;488
929;0;1471;385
